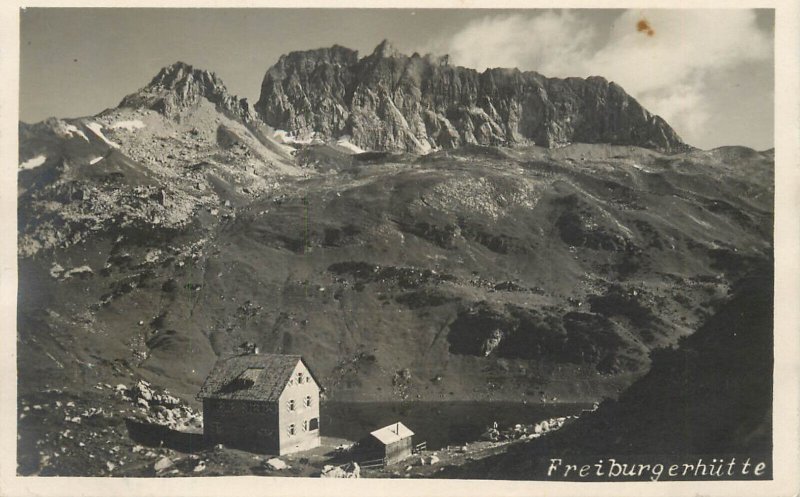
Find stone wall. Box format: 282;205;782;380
203;398;279;453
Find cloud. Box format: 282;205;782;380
638;83;709;139
433;10;772;147
441;11;597;76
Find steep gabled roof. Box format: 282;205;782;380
197;353;310;401
370;422;414;445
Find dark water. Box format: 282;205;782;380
320;401;590;450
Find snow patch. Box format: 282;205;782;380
272;129;291;143
612;219;635;239
19;155;46;170
89;156;104;165
417;139;432;154
64;124;89;142
86;122;120;149
109;120;146;131
335;137;366;154
687;213;713;230
273;129;314;145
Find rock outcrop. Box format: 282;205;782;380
255;40;690;153
320;462;360;478
119;61;253;122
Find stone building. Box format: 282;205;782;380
197;353;322;455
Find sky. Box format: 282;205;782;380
19;8;774;150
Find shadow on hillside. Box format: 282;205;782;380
124;418;208;454
438;261;774;481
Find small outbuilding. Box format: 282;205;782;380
197;353;322;455
357;421;414;465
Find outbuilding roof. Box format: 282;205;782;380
197;354;321;401
369;421;414;445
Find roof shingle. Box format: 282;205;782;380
197;354;303;401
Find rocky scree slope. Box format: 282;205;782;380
18;63;299;256
255;41;689;154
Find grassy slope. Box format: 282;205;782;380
17;141;773;405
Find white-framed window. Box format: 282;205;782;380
304;395;312;407
287;399;295;411
297;372;303;383
302;420;309;432
287;424;296;436
305;375;310;383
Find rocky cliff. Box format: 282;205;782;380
119;61;253;122
256;40;690;153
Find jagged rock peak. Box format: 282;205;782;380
119;61;252;122
255;44;691;154
370;39;401;58
148;61;224;89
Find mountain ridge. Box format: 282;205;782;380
255;40;691;154
26;48;689;155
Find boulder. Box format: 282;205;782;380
265;457;287;470
49;263;65;279
320;465;342;477
154;456;174;472
320;462;360;478
481;329;503;356
135;380;154;401
481;427;500;441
